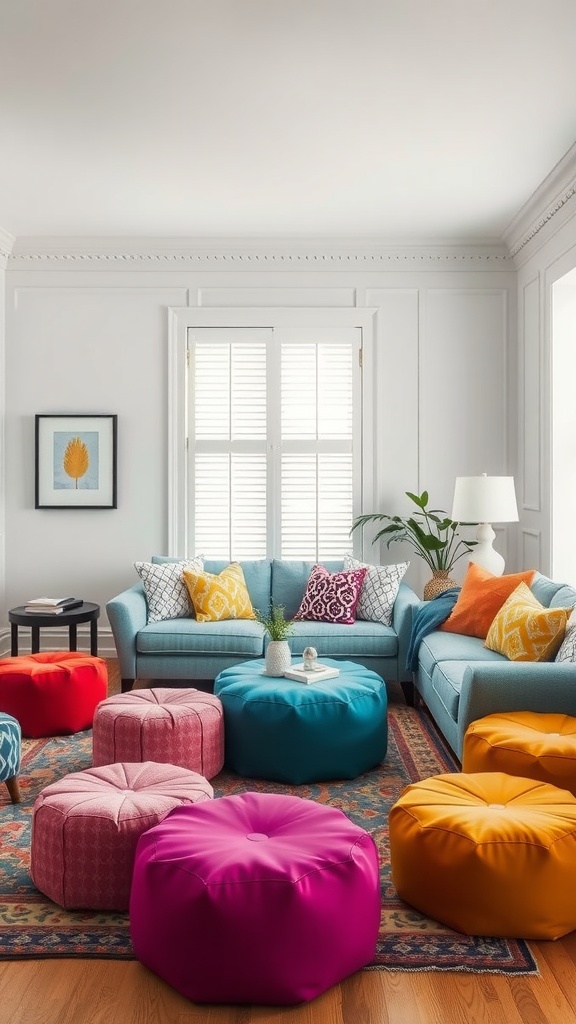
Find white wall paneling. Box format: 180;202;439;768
364;288;421;590
422;296;506;479
522;528;541;571
0;265;5;650
551;269;576;585
521;277;541;512
515;203;576;576
419;288;509;586
198;287;357;307
0;253;517;654
4;284;188;653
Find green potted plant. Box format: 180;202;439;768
351;490;477;599
256;604;295;676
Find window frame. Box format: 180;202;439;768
167;306;379;559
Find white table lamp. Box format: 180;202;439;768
451;474;518;576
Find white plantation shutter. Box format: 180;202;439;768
188;326;361;560
281;453;354;559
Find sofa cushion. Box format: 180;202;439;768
135;558;204;623
430;660;468;721
418;631;504;680
439;562;536;639
289;620;398;659
271;560;344;619
294;564;367;625
344;555;409;626
531;572;576;609
485;582;571;662
183;563;256;623
137;619;266;658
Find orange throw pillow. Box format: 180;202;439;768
438;562;536;639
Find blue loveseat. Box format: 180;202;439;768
412;572;576;759
106;557;420;696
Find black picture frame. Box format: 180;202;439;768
35;414;118;509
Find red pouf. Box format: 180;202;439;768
0;652;108;737
92;688;224;780
31;761;214;910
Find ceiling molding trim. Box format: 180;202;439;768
7;239;512;269
507;181;576;264
504;142;576;265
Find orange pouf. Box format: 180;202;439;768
463;711;576;796
389;772;576;939
0;653;107;737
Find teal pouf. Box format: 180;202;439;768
0;711;22;804
214;659;387;784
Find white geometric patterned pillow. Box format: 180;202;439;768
555;606;576;662
134;558;204;623
344;555;409;626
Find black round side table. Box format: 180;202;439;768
8;602;100;657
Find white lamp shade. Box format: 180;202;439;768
451;475;519;524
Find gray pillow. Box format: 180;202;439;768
555;608;576;662
344;554;409;626
134;557;204;623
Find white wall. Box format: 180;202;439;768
1;246;516;654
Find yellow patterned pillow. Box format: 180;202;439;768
182;562;256;623
485;582;571;662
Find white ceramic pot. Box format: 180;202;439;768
264;640;292;677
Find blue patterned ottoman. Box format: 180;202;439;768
214;659;387;784
0;712;22;804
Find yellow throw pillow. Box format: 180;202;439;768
485;582;571;662
182;562;256;623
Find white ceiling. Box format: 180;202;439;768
2;0;576;243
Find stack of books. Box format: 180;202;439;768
284;663;340;684
24;597;83;615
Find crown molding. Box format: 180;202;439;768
504;142;576;266
7;237;512;270
0;226;15;269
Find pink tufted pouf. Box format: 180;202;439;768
0;652;107;738
92;688;224;779
130;792;381;1005
30;761;213;911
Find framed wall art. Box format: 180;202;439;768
35;414;118;509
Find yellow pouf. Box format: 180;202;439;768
463;711;576;796
389;772;576;939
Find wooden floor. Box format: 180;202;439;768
2;662;576;1024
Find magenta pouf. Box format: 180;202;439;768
130;792;381;1005
92;688;224;780
30;761;213;911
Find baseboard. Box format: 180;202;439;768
0;626;117;659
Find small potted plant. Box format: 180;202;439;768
351;490;477;599
256;603;294;676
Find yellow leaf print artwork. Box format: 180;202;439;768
63;436;89;489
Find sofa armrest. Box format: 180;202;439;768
457;661;576;754
393;582;422;682
106;584;148;681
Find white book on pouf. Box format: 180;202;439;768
284;664;340;684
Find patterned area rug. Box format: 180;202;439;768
0;703;538;973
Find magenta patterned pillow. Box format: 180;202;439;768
294;564;368;625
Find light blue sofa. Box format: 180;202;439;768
412;572;576;760
106;557;420;697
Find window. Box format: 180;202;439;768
188;326;362;561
